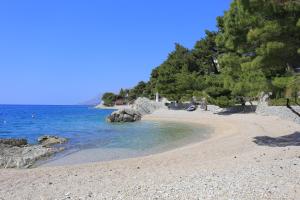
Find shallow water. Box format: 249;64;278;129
0;105;212;165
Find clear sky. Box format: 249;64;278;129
0;0;232;105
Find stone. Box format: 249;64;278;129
0;143;64;168
133;114;141;121
106;97;165;123
120;108;141;116
106;108;141;123
123;114;134;122
0;138;27;147
132;97;164;115
38;135;68;146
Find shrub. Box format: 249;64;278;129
268;98;299;106
208;96;235;108
102;93;117;106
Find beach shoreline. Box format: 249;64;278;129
94;104;130;110
41;120;212;167
1;109;300;199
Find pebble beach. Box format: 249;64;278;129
0;109;300;200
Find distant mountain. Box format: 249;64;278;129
79;93;102;106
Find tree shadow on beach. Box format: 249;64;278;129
287;105;300;117
253;132;300;147
216;105;257;115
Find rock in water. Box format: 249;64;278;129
0;144;63;168
38;135;68;146
107;108;141;123
106;98;165;123
0;138;28;147
0;135;68;168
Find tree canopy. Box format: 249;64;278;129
103;0;300;107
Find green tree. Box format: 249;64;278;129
118;88;127;98
193;30;220;74
216;0;300;104
203;74;234;107
101;0;300;108
102;92;117;106
154;43;194;100
272;75;300;100
128;81;149;101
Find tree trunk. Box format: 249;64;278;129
210;57;219;74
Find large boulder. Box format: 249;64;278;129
38;135;68;147
107;108;141;123
133;97;165;115
106;98;165;123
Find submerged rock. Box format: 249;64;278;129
38;135;68;147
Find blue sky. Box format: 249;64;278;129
0;0;232;105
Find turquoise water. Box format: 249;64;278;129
0;105;211;163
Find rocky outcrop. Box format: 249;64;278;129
38;135;68;147
107;108;142;123
0;136;67;169
0;144;63;168
0;138;28;147
106;98;165;123
133;97;165;115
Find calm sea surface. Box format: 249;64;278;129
0;105;211;164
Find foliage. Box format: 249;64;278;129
103;0;300;108
203;74;235;107
215;0;300;104
118;88;127;98
127;81;149;101
152;44;195;101
102;92;117;106
192;30;220;74
287;75;300;100
272;75;300;99
269;98;299;106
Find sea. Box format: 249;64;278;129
0;105;211;165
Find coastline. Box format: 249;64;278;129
94;104;130;110
1;109;300;199
41;121;212;167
